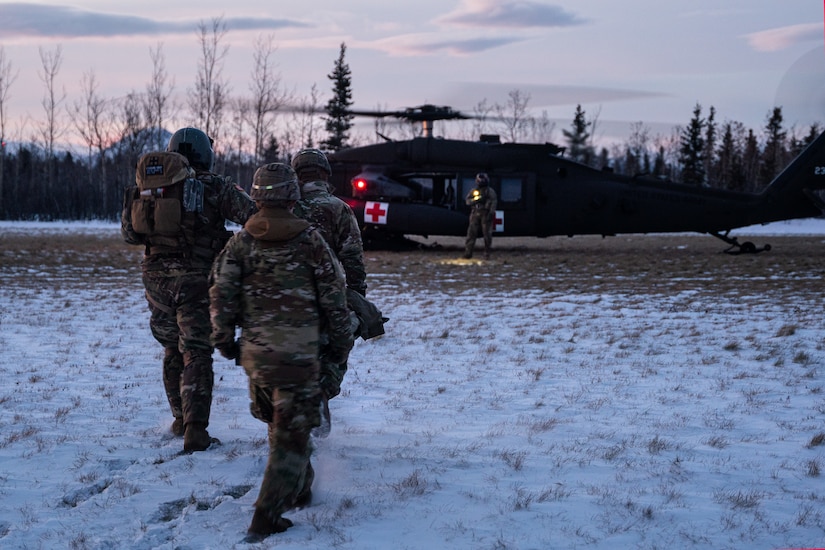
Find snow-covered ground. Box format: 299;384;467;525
1;219;824;549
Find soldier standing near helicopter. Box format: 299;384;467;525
463;172;497;259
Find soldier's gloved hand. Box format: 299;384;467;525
217;340;240;360
348;285;366;297
323;347;349;366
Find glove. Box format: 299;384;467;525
323;347;349;366
217;340;240;360
348;284;366;297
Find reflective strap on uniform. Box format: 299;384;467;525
144;290;175;316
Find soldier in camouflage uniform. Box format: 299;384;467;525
463;172;497;259
209;163;353;540
121;127;256;453
291;148;365;431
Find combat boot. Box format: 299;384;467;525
292;463;314;509
312;394;331;438
293;488;312;509
170;417;185;437
245;508;293;542
183;422;211;452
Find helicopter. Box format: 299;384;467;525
324;104;825;253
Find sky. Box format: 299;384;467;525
2;219;825;548
0;1;823;146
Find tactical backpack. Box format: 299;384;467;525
130;151;205;253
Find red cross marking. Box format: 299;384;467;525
364;201;388;224
494;210;504;233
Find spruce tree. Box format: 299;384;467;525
759;107;786;188
702;106;717;184
742;129;760;192
562;104;593;165
716;121;746;191
323;42;354;151
678;103;706;185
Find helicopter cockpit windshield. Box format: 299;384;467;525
351;168;459;208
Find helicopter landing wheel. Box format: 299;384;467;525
740;241;756;253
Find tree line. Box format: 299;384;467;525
0;17;820;221
0;17;357;221
562;102;821;193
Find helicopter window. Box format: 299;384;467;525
461;175;476;204
500;177;523;204
404;177;433;203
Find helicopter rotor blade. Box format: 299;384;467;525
774;46;825;128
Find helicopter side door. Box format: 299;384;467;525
460;173;536;236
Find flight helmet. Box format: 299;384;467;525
167;127;214;171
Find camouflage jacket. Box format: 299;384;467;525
121;171;256;272
293;180;367;295
209;206;353;387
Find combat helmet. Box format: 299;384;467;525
476;172;490;186
291;148;331;176
251;163;300;203
167;127;214;171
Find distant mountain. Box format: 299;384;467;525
0;127;174;158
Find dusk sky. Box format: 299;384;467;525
0;1;822;145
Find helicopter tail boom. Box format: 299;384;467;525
756;130;825;223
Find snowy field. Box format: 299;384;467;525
1;220;825;549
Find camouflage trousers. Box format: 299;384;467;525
252;383;321;519
143;269;214;427
319;328;352;399
464;210;494;257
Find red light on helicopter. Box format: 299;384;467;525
354;179;368;191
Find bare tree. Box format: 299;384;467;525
293;84;322;149
652;130;680;180
190;16;229;141
494;89;531;142
462;99;494;141
362;102;393;143
625;121;652;175
69;69;115;208
37;45;66;192
115;91;150;184
0;45;19;213
144;42;176;151
249;34;288;163
525;110;556;145
586;105;603;152
227;96;251;182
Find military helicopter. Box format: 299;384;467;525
325;104;825;253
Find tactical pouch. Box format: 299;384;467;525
249;382;274;424
130;199;153;235
152;198;182;234
183;179;204;213
130;152;193;237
